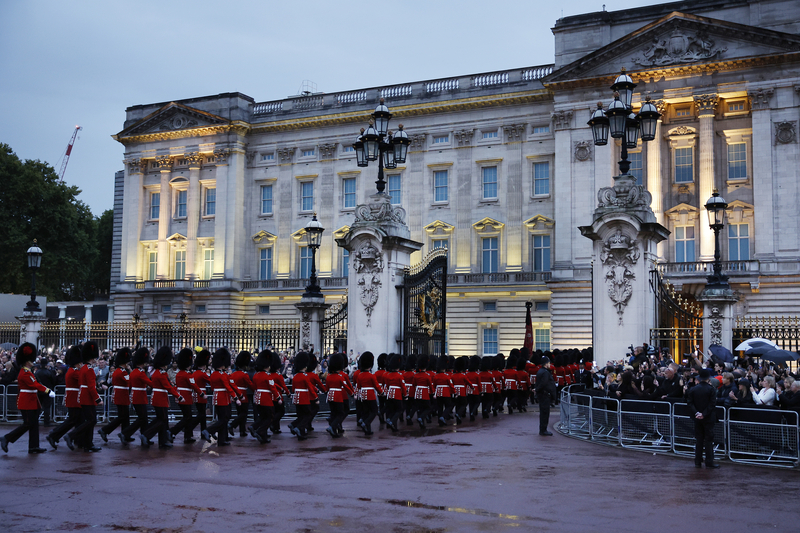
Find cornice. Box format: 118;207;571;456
114;122;251;145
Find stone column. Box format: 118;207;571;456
647;102;665;259
695;94;718;261
123;159;145;281
84;304;93;324
551;109;575;274
295;300;331;357
107;303;115;323
749;88;775;259
697;293;738;352
503;124;526;272
337;193;422;358
17;311;46;350
186;152;202;279
156;156;173;278
223;146;246;280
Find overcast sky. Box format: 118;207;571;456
1;0;665;216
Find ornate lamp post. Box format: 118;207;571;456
353;98;410;194
587;68;661;176
25;240;43;314
303;213;325;299
704;190;730;290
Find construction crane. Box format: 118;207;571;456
57;125;82;183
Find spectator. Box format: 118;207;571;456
35;359;56;427
734;378;755;406
778;381;800;413
716;372;737;408
657;364;683;399
752;376;776;406
95;358;110;391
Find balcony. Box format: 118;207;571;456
657;260;760;290
446;271;551;286
240;277;348;291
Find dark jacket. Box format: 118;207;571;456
657;374;683;399
535;367;557;402
716;381;737;408
35;366;56;391
687;381;718;422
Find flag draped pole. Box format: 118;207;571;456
524;301;534;354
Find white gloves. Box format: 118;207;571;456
48;390;56;399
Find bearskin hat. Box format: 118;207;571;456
254;350;272;371
152;346;173;369
15;342;37;366
417;353;429;371
194;348;211;370
469;355;481;372
495;353;505;370
82;341;100;364
271;351;282;373
176;348;194;370
428;355;438;372
211;348;231;370
132;347;151;368
65;345;83;367
405;354;417;372
480;355;492;372
114;347;132;367
519;347;530;363
307;353;318;373
517;355;528;372
509;348;521;360
235;351;252;370
293;351;309;373
328;353;343;373
377;353;387;370
505;354;518;370
448;356;455;370
387;353;401;372
455;356;468;373
359;351;374;371
436;354;448;372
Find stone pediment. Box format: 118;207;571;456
116;102;231;139
166;233;187;242
424;220;455;236
252;230;277;244
546;12;800;85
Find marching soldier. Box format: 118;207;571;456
119;348;153;444
98;347;132;443
170;348;204;443
355;352;379;435
66;342;103;452
229;351;254;438
249;350;277;444
47;345;84;450
202;348;241;446
140;346;184;448
192;349;211;435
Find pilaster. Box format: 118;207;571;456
748;88;775;259
648;101;665;259
186;152;202;279
156;156;173;279
695;94;718;262
123;159;145;281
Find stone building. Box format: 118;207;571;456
111;0;800;357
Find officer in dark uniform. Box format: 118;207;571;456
686;368;720;468
534;356;557;436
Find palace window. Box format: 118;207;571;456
535;328;551;351
174;250;186;280
147;251;157;281
727;142;747;180
532;126;550;134
205;188;216;216
675;226;695;262
343;177;356;209
150;193;160;220
176;190;187;218
262;153;275;161
482;237;499;273
432;239;449;261
301;181;314;212
629;151;643;186
482;166;498;200
299;246;312;278
533;161;550;196
532;234;550;272
261;184;273;215
388;174;401;205
482;131;498;139
483;327;498;356
302;149;315;157
728;224;750;261
674;147;693;183
203;249;214;280
342;249;350;277
434;170;448;203
433;135;449;144
259;247;273;280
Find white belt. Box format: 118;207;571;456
178;387;192;391
329;388;342;391
80;385;88;388
256;389;272;393
505;379;516;385
20;390;38;393
237;387;246;391
295;388;308;392
131;387;147;391
152;388;167;393
388;386;401;391
66;388;79;392
213;388;228;392
436;385;448;390
361;387;376;391
115;386;130;390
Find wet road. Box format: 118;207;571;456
1;410;798;533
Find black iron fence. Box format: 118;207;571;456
733;316;800;352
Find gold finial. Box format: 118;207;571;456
379;98;385;104
620;67;627;73
360;127;365;133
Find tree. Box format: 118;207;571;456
0;144;110;301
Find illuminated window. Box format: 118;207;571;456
728;101;745;112
482;237;498;273
343;178;356;209
482;166;497;199
675;226;695;262
728;143;747;180
629;152;643;186
203;249;214;280
147;252;157;281
259;247;273;280
174;250;186;280
533;161;550;196
728;224;749;261
150;193;160;219
533;235;550;272
299;246;312;278
675;147;693;183
483;328;498;356
388;175;401;205
535;328;550;351
675;107;691;117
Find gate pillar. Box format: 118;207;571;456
336;193;422;362
295;299;331;357
580;175;669;368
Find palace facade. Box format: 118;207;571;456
110;0;800;356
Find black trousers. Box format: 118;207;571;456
68;405;97;449
361;399;378;430
272;401;285;432
294;404;313;436
101;404;130;435
517;389;528;409
121;404;150;439
416;398;433;421
329;401;347;431
377;396;386;423
230;402;249;436
694;418;716;465
38;394;52;424
50;406;83;446
252;405;274;441
537;394;551;433
310;399;320;424
170;404;198;439
4;409;41;449
454;396;467;419
195;402;208;432
142;406;170;445
435;397;451;420
207;404;232;443
468;395;481;417
493;391;504;412
386;398;402;427
404;398;416;420
354;398;364;425
481;393;493;416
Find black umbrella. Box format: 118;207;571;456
0;342;18;350
708;344;733;364
745;342;780;356
760;349;799;366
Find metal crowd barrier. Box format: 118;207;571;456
556;389;800;469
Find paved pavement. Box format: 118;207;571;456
1;410;798;533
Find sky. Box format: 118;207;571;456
0;0;666;216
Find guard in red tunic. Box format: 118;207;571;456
269;352;290;434
306;354;326;432
290;352;312;440
355;352;380;435
1;343;54;454
465;355;481;422
170;348;204;443
140;346;184;448
98;347;133;443
47;345;84;450
202;348;241;446
119;348;154;444
228;351;254;438
192;349;211;434
516;353;530;413
66;342;103;452
503;353;519;414
249;350;277;444
451;356;469;424
375;353;388;428
382;353;405;432
412;354;434;429
324;353;354;437
433;356;454;426
402;354;417;425
479;356;494;419
491;354;505;416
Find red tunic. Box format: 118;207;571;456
351;369;361;398
451;372;468;397
193;370;209;404
525;362;537;385
383;371;405;400
356;371;380;401
231;371;254;403
252;371;276;406
465;370;480;396
491;370;503;393
402;370;415;398
479;371;494;394
78;364;101;406
65;367;81;408
129;368;153;405
269;372;290;403
325;372;354;403
17;367;48;410
308;372;326;400
433;373;454;398
210;370;239;406
111;368;130;406
516;369;529;391
503;369;519;391
412;371;433;400
291;372;311;405
176;370;203;405
150;369;182;407
375;368;387;396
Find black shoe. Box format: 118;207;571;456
308;426;315;432
254;433;266;444
64;434;75;451
28;447;47;454
139;434;151;447
84;446;102;452
272;428;282;434
707;463;721;469
417;418;425;429
118;433;128;445
158;443;173;449
227;426;235;437
492;410;498;417
438;417;446;427
695;463;703;468
201;430;213;443
455;415;462;425
289;425;299;437
98;429;108;443
184;437;197;444
539;431;554;436
46;434;58;450
470;415;475;422
217;440;231;446
0;436;7;453
326;426;336;438
167;432;174;443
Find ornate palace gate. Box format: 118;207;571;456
649;269;703;360
403;249;447;356
322;299;347;355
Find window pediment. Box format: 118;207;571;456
252;230;277;244
473;217;504;233
524;215;555;231
424;220;455;236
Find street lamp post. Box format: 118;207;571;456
353;98;410;194
704;190;730;290
25;240;43;314
588;68;661;176
303;213;325;299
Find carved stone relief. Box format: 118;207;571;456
708;306;723;346
352;241;384;327
503;124;527;141
775;121;797;145
155;156;173;170
597;176;653;210
278;147;295;162
574;140;593;162
126;158;145;174
213;149;230;164
748;88;774;111
453;130;474;146
600;229;640;325
410;134;426;149
158;114;199;131
632;29;726;67
354;198;406;225
319;143;337;158
551;110;573;131
694;94;718;116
